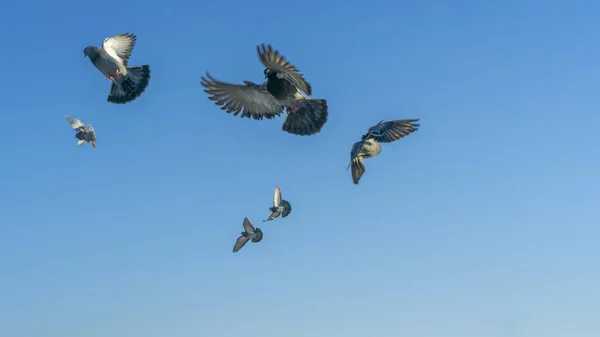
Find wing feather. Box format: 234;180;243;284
233;236;250;253
102;33;137;66
201;72;284;120
65;115;86;131
273;186;282;207
365;119;420;143
242;217;255;232
257;44;312;96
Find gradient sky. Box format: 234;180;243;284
1;0;599;336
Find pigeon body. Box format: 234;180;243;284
264;185;292;222
347;119;420;184
83;33;151;104
232;218;263;253
201;44;328;136
65;115;97;148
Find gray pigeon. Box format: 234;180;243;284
347;119;420;184
83;33;151;104
65;115;97;148
233;217;263;253
263;185;292;222
201;44;328;136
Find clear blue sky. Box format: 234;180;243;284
1;0;599;336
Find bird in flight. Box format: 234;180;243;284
83;33;151;104
201;44;328;136
348;119;420;184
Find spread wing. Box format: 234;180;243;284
233;236;250;253
257;44;312;96
365;119;420;143
201;72;284;120
65;115;86;131
102;33;137;67
273;185;282;207
242;217;255;232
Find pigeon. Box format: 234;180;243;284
347;119;420;184
65;115;97;148
83;33;151;104
263;185;292;222
201;44;328;136
232;217;263;253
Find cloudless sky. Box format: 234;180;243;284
1;0;599;336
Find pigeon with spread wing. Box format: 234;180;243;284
232;218;264;253
65;115;97;148
201;44;328;136
347;119;420;184
263;185;292;222
83;33;151;104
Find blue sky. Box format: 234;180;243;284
1;0;599;336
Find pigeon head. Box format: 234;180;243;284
83;46;99;58
263;67;274;78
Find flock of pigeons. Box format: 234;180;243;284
66;32;421;253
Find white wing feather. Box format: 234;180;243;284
102;33;136;66
273;185;282;207
65;115;85;130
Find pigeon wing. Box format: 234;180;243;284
273;185;282;207
351;159;366;184
102;33;137;67
242;217;255;232
263;211;280;222
65;115;86;132
233;235;250;253
366;119;420;143
257;44;312;96
346;141;364;170
201;73;284;120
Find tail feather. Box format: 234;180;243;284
108;65;151;104
281;200;292;217
351;158;365;184
282;98;328;136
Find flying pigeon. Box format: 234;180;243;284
65;115;97;148
347;119;420;184
201;44;328;136
232;217;263;253
83;33;151;104
263;185;292;222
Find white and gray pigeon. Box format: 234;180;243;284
201;44;328;136
232;217;263;253
65;115;97;148
83;33;151;104
263;185;292;222
347;119;420;184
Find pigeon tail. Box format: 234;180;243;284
251;228;263;243
282;98;328;136
281;200;292;217
108;65;151;104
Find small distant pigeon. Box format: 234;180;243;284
65;115;96;148
347;119;420;184
263;185;292;222
233;217;263;253
201;44;328;136
83;33;151;104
